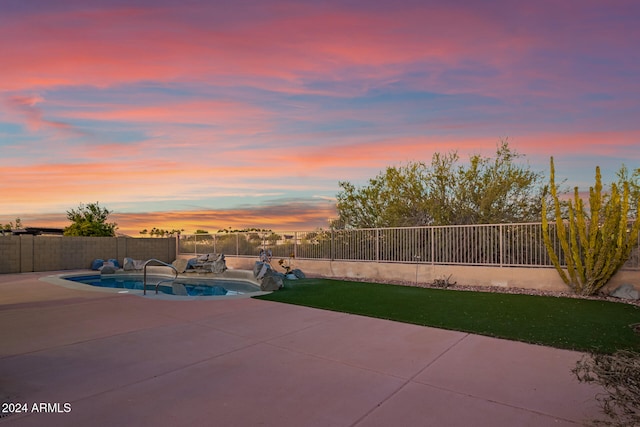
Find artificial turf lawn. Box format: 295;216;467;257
254;278;640;354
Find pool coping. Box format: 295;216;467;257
40;270;272;300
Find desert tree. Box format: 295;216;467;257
64;202;117;237
336;140;545;228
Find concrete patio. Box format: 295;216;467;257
1;272;602;426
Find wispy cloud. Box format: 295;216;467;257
1;0;638;232
3;94;85;136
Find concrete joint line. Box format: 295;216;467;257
350;332;471;427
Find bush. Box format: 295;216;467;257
573;349;640;426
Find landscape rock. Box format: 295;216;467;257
100;265;116;274
210;254;227;274
260;270;284;291
258;248;273;263
253;261;264;277
610;284;640;300
291;268;306;279
254;261;270;280
123;257;145;271
172;259;188;273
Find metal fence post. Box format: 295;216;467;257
331;228;334;261
430;226;435;265
499;223;504;267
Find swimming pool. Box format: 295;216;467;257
47;272;265;299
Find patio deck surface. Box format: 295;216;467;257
0;272;602;426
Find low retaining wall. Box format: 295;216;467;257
220;256;639;294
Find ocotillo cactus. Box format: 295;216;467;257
542;157;640;295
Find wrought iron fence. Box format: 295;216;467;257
177;222;640;270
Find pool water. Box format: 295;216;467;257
65;274;259;297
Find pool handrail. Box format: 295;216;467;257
142;259;178;295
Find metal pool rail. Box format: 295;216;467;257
143;259;178;295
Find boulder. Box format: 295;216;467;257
253;261;264;277
610;284;640;300
211;254;227;274
91;259;104;270
291;268;306;279
100;265;116;274
172;259;188;274
258;248;273;263
123;258;146;271
123;257;136;271
260;270;284;291
254;261;270;280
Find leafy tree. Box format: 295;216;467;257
453;143;544;224
542;158;640;295
1;218;23;231
336;140;545;228
145;227;183;237
169;228;183;236
217;227;272;233
64;202;117;237
336;162;430;228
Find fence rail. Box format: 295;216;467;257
178;222;640;270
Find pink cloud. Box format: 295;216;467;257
0;2;544;97
3;94;81;135
62;99;273;132
516;131;640;158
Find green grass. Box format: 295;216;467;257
254;278;640;354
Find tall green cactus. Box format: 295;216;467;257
542;158;640;295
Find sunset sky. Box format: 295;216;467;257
1;0;639;235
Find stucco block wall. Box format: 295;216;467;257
125;238;177;263
0;236;21;274
222;256;640;293
19;235;34;273
61;237;119;270
34;236;64;271
0;236;176;273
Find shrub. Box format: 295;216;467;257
573;349;640;426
